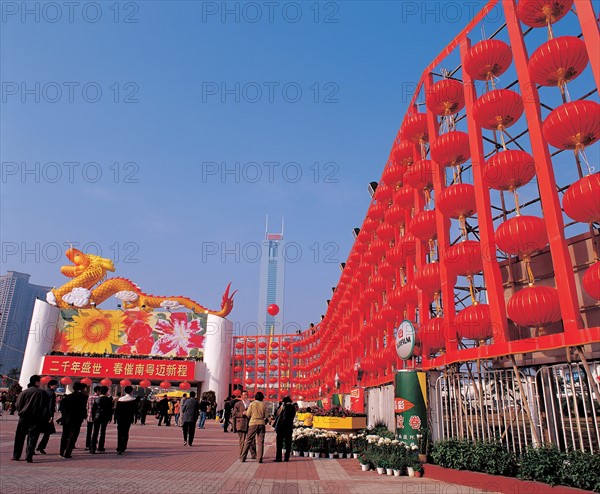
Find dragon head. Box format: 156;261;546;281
60;248;115;278
219;282;238;317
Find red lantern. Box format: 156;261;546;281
582;262;600;300
368;200;387;221
257;378;265;385
267;304;280;316
381;162;406;188
484;150;536;191
392;141;415;166
543;100;600;151
233;365;243;372
495;215;548;257
528;36;588;88
100;378;112;387
455;303;493;341
120;379;132;387
463;39;513;81
179;382;191;390
258;341;267;348
246;341;255;349
414;262;443;297
378;259;395;279
41;376;52;384
60;377;72;385
270;353;279;360
437;184;476;220
80;377;92;386
517;0;573;28
376;221;396;242
404;160;433;192
421;317;446;352
269;377;277;384
258;354;266;361
270;341;279;348
401;113;429;144
269;364;278;372
246;354;255;360
139;379;151;388
507;285;562;328
159;381;171;389
563;174;600;224
426;79;465;116
386;234;416;268
473;89;524;131
385;204;405;228
374;183;394;203
430;131;471;168
257;365;266;373
446;240;483;277
232;378;242;385
235;342;244;349
410;210;438;242
394;185;415;211
246;366;255;372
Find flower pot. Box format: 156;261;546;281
360;463;369;472
393;469;401;477
414;471;422;478
309;452;316;458
293;451;300;457
303;451;309;457
407;467;415;477
376;467;385;475
386;468;393;476
328;453;335;459
353;453;359;459
418;454;427;463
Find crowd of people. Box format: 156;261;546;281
10;374;305;464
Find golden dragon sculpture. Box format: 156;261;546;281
47;247;236;318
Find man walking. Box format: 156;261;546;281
58;382;88;459
274;396;296;462
85;386;101;450
240;391;267;463
232;390;256;459
197;395;209;429
36;379;59;455
180;391;200;446
12;375;50;463
90;385;113;454
139;397;149;425
115;385;137;454
223;396;233;433
157;394;169;426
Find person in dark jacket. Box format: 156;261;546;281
139;397;149;425
115;386;137;454
157;395;169;426
12;375;50;463
180;391;200;446
58;382;88;458
90;386;113;453
274;396;296;462
36;379;59;455
223;396;233;433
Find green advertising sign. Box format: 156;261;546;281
394;370;427;446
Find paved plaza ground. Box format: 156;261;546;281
1;414;500;494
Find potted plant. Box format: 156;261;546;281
413;462;423;478
358;452;370;471
417;426;431;463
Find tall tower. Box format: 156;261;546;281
0;272;51;377
257;218;285;335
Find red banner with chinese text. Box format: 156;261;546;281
41;355;194;381
350;387;364;413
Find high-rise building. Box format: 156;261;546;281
257;220;285;335
0;272;51;377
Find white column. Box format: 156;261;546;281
19;300;60;388
203;314;233;406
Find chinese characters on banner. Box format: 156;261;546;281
41;355;195;381
350;388;365;413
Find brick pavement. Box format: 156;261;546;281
0;414;500;494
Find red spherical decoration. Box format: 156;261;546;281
246;354;255;360
139;379;151;388
100;378;112;387
543;100;600;151
414;262;442;296
386;234;416;268
507;285;562;327
517;0;573;27
270;341;279;348
430;131;471;168
437;183;476;220
426;79;465;116
246;341;255;349
463;39;513;81
582;262;600;301
258;354;266;361
485;150;536;191
529;36;588;87
394;185;415;211
392;141;415;167
232;378;242;385
495;215;548;257
257;365;266;373
446;240;483;277
270;353;279;360
376;221;396;242
258;341;267;349
368;200;387;222
235;342;244;349
378;259;395;279
401;113;429;144
374;183;394;204
179;381;191;390
563;174;600;224
41;376;52;384
455;303;494;341
421;317;446;352
404;160;434;192
257;378;265;385
80;377;92;386
120;379;132;387
159;381;171;389
381;162;406;188
410;210;438;242
233;365;243;372
60;377;73;385
473;89;524;131
267;304;280;316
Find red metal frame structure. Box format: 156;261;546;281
289;0;599;401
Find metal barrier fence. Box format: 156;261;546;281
431;362;600;454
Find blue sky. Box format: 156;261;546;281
1;1;596;334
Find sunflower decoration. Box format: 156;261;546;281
65;309;126;353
